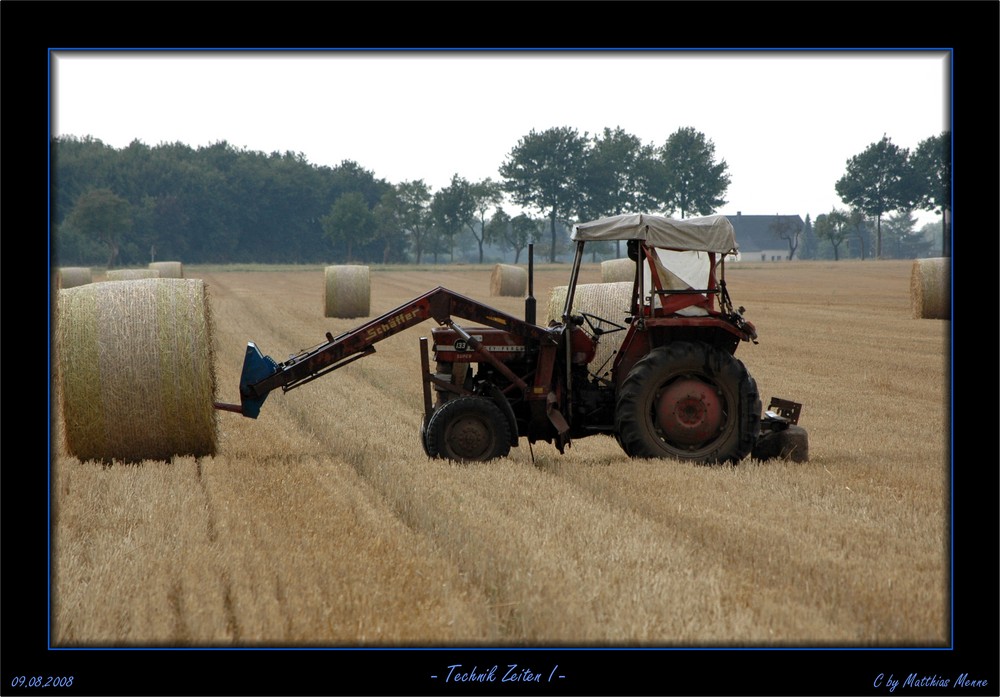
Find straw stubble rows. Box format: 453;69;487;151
52;260;949;647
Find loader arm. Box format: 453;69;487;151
214;286;558;418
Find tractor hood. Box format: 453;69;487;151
572;213;737;254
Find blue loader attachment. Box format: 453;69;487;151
239;343;279;418
213;342;278;418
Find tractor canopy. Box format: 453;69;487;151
572;213;737;255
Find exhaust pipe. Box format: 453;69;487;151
524;243;536;325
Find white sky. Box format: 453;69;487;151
51;51;949;227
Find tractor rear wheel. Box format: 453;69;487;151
419;419;432;457
424;396;511;462
615;341;761;464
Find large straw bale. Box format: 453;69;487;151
107;269;160;281
490;264;528;297
55;278;217;463
547;282;633;377
601;258;635;283
324;265;371;318
58;267;92;289
149;261;184;278
910;257;950;319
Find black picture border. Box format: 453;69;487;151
6;2;997;695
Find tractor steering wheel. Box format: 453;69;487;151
578;312;626;337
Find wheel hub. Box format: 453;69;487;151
445;415;493;459
656;377;723;446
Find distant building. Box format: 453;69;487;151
726;212;804;261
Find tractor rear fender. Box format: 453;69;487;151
612;319;745;388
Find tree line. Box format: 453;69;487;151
51;127;949;268
831;132;950;259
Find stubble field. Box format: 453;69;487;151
51;259;950;648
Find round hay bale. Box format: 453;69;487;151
547;282;633;376
149;261;184;278
490;264;528;297
55;278;218;463
58;267;92;289
106;268;160;281
324;265;370;318
910;257;950;319
601;258;635;283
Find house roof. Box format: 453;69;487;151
726;213;804;253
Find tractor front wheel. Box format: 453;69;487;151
424;396;511;462
615;341;760;464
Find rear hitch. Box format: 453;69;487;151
763;397;801;427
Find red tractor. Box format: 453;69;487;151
215;213;807;464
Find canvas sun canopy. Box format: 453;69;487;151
572;213;737;254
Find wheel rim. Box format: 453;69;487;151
654;376;725;447
443;414;496;460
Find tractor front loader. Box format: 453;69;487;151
215;213;807;464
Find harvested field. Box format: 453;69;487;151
51;261;951;657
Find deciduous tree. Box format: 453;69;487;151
768;215;803;261
847;209;870;261
656;127;730;219
429;175;504;264
500;126;588;262
910;131;951;256
394;180;432;264
321;192;374;262
835;135;912;259
814;209;850;261
372;188;409;264
430;181;467;263
486;209;542;264
64;188;133;268
468;178;504;263
578;126;661;256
